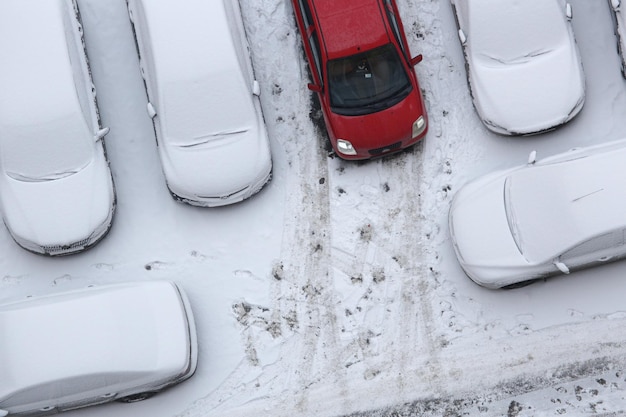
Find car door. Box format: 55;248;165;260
556;230;626;273
294;0;324;89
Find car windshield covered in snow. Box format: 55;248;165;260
161;73;254;147
0;0;94;182
503;150;626;263
468;0;568;66
1;116;92;182
327;44;411;114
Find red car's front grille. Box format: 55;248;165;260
368;141;402;156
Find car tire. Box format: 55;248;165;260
502;279;538;290
116;391;158;403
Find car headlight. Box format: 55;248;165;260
412;115;426;138
337;139;357;156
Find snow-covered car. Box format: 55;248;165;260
126;0;272;207
0;280;197;416
291;0;429;160
451;0;585;135
609;0;626;76
449;139;626;289
0;0;115;255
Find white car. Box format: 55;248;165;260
0;280;197;416
449;139;626;289
0;0;115;256
126;0;272;207
609;0;626;76
451;0;585;135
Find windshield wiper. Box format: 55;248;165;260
177;128;249;148
7;170;78;182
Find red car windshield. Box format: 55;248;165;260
327;44;411;115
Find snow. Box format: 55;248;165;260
3;0;626;416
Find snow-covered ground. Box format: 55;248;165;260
3;0;626;416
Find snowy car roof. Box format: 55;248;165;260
0;281;192;402
504;146;626;263
136;0;256;144
0;0;93;179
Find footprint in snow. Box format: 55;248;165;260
2;274;22;285
52;274;73;286
91;263;114;271
144;261;169;271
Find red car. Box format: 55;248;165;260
292;0;428;160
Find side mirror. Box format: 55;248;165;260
458;29;467;46
527;150;537;165
0;409;8;417
147;102;157;119
95;127;110;141
566;3;572;20
410;54;423;66
307;83;322;93
554;261;570;274
253;80;261;96
612;0;621;10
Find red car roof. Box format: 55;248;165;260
314;0;390;59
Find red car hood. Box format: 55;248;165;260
326;88;424;152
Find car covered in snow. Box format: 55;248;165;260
0;280;197;416
0;0;115;255
449;139;626;289
291;0;428;160
609;0;626;76
126;0;272;207
451;0;585;135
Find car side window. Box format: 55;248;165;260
384;0;409;60
63;3;95;133
298;0;314;28
0;383;57;408
309;32;323;84
560;232;623;261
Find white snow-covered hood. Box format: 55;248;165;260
160;120;271;203
470;43;585;134
449;171;530;286
0;151;114;250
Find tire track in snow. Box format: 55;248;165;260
327;146;441;402
245;2;349;412
320;0;483;404
400;0;485;345
320;0;455;403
